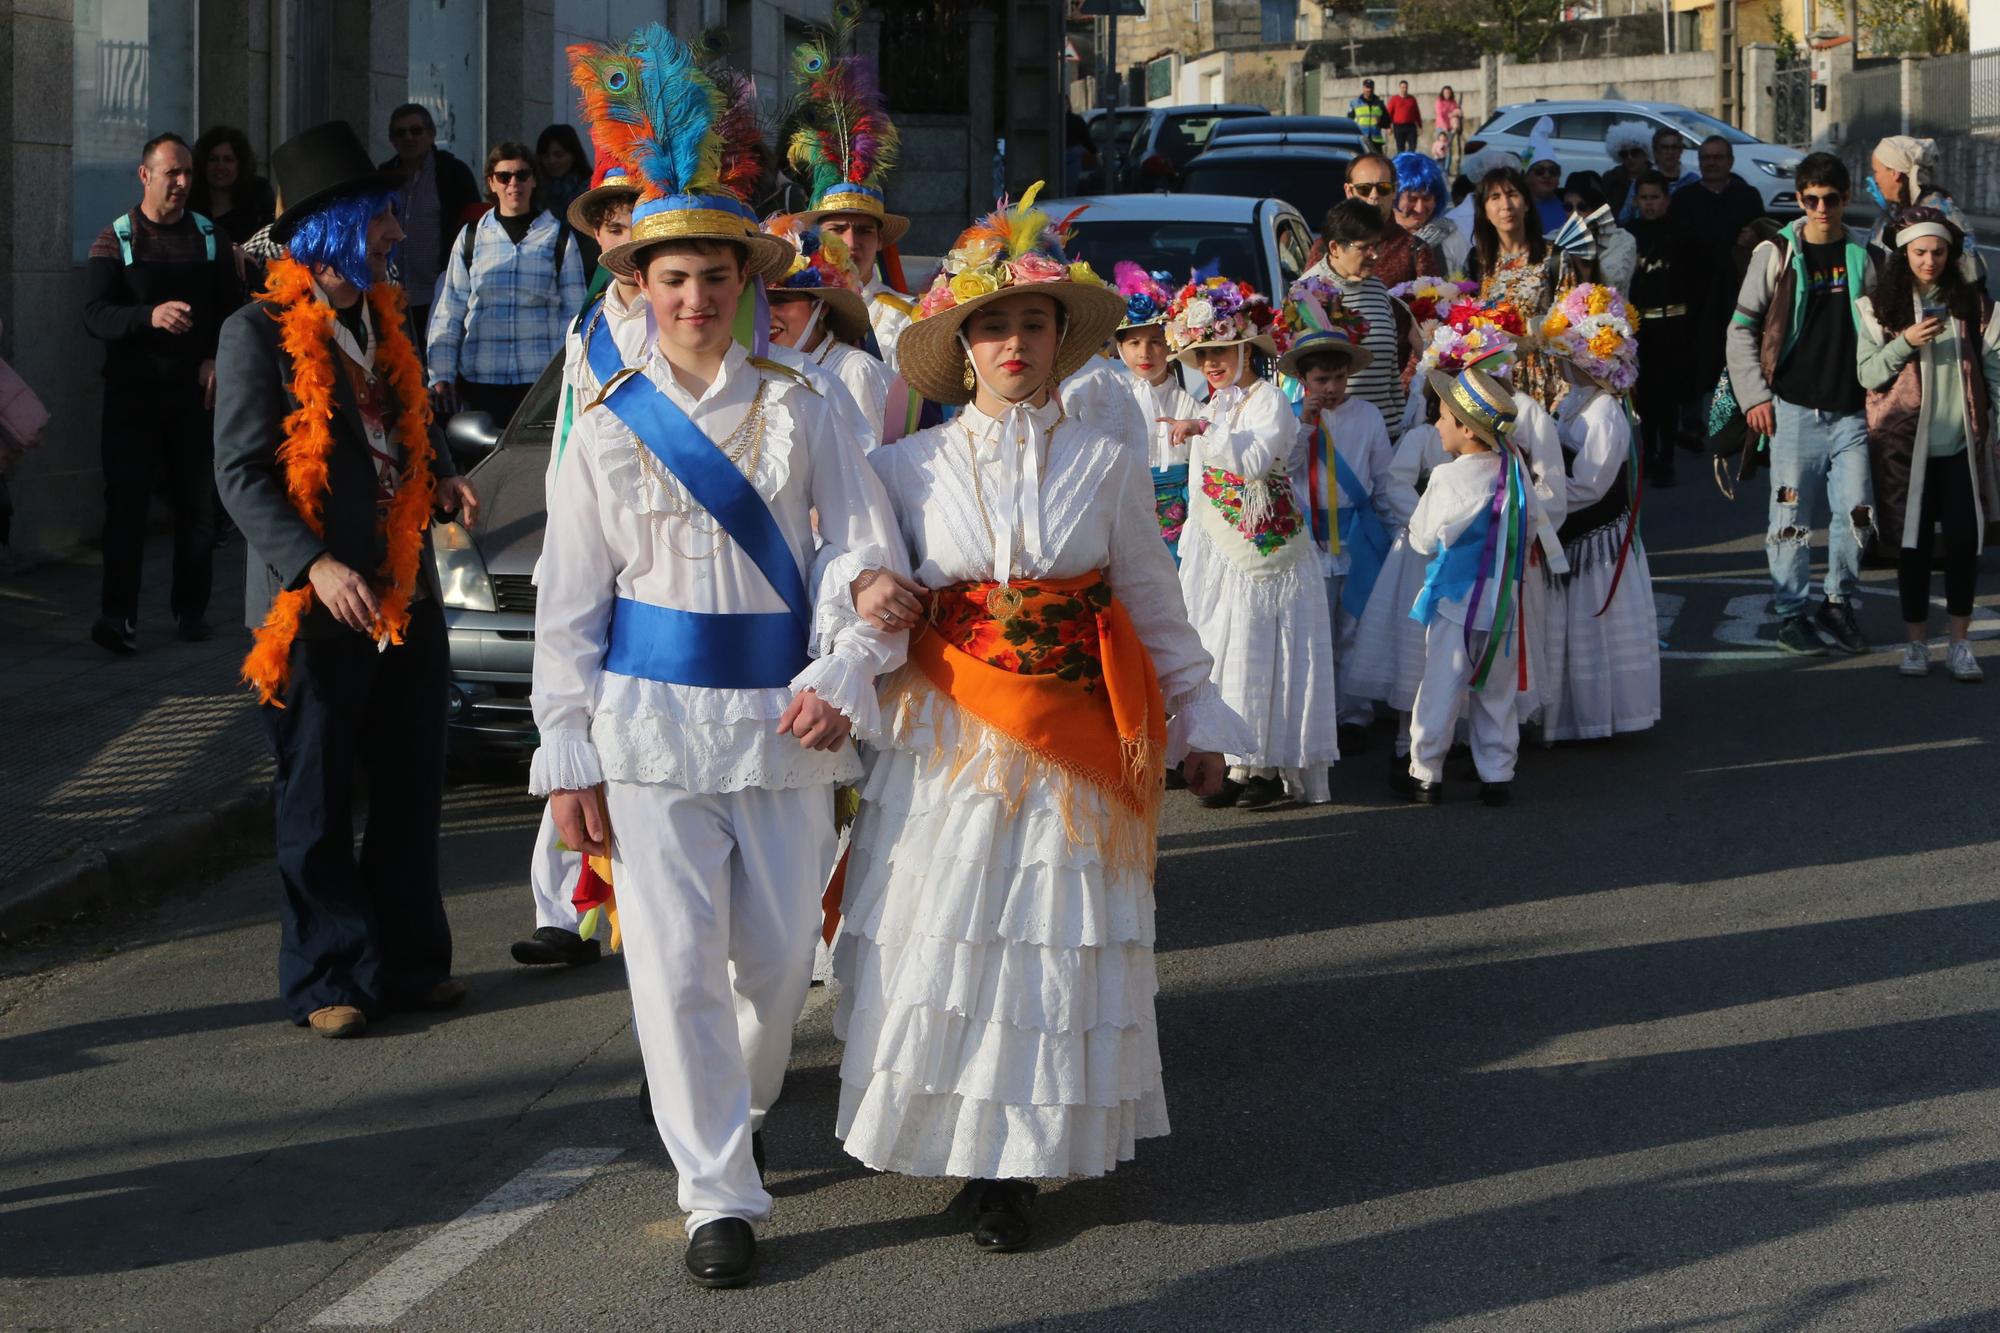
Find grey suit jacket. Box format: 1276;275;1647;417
213;294;459;637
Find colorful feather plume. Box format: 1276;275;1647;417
573;24;725;202
697;53;767;205
785;24;900;199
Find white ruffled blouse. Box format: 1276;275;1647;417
810;337;892;448
863;402;1251;760
1130;372;1202;471
529;341;910;796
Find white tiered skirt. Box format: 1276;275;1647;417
832;679;1167;1180
1539;528;1661;742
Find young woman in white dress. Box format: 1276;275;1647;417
830;189;1249;1251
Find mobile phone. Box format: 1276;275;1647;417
1921;304;1948;322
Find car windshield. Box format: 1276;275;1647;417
1653;106;1757;146
1181;158;1347;234
1101;110;1148;153
1061;217;1264;290
1156;114;1240;164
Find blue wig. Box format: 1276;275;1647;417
1393;152;1448;210
286;187;402;291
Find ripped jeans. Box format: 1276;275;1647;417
1767;400;1873;619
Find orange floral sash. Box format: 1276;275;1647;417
891;573;1166;874
241;258;437;706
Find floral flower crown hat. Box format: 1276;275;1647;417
1276;274;1371;381
1391;276;1479;333
1418;319;1518;379
1165;274;1283;363
761;213;872;344
1114;262;1176;331
1541;282;1638;392
898;181;1125;407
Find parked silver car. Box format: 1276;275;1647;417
430;356;563;757
1472;99;1805;214
1040;192;1317;305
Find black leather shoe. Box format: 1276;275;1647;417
510;926;602;967
1199;778;1243;809
951;1179;1036;1253
1387;765;1417;797
685;1217;756;1288
1234;775;1285;809
1480;781;1512;807
1337;722;1372;755
91;616;137;656
1409;780;1443;805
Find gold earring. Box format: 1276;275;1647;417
963;360;976;391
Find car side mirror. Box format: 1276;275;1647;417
446;411;500;460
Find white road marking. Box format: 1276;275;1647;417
1655;575;2000;660
1653;591;1686;644
309;1147;621;1328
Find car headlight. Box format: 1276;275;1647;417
433;520;496;612
1756;159;1799;178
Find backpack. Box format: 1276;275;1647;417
459;213;572;281
113;210;217;265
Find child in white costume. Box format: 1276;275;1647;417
1536;285;1660;741
534;26;911;1290
1278;278;1395;750
762;214;893;445
1163;275;1341;809
1110;264;1201;564
830;190;1247;1252
1405;366;1550;804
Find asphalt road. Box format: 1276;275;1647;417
4;469;2000;1333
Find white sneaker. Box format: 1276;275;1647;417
1898;641;1931;677
1947;641;1983;682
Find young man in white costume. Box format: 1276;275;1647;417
531;26;909;1289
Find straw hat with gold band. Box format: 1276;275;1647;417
761;213;874;345
564;160;639;235
1163;274;1283;363
897;183;1125;407
1427;365;1518;449
785;16;910;247
575;24;795;283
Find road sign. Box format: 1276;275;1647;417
1076;0;1145;15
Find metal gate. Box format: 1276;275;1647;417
1771;60;1811;149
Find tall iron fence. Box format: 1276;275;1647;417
1772;61;1811;149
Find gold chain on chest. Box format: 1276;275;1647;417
630;379;770;561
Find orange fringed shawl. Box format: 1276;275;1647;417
241;258;437;706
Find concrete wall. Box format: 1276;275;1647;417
1310;50;1717;129
1169;45;1307;111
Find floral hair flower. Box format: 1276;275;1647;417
1164;274;1282;354
911;181;1107;323
1542;282;1637;391
1114;261;1175;329
1392;276;1479;327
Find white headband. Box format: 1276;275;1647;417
1895;220;1956;249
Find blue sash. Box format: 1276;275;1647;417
603;597;808;688
1332;449;1390;618
584;320;814;686
1411;506;1495;627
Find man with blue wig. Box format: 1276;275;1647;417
1391;151;1468;276
214;121;481;1039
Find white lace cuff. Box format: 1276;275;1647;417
790;652;884;742
528;728;605;796
1165;680;1254;765
812;544;897;655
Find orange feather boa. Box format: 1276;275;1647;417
241;258;437;706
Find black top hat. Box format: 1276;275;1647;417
270;121;402;242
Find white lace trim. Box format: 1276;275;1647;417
790;653;884;742
811;544;897;657
528;729;604;796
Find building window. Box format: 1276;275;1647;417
1261;0;1296;43
71;0;196;261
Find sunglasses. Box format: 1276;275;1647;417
391;125;428;139
1349;182;1395;197
1800;191;1844;211
491;169;534;184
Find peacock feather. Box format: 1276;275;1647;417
785;25;899;199
573;24;726;203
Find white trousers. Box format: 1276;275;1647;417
528;803;582;931
1408;619;1519;784
603;780;837;1233
1326;573;1375;728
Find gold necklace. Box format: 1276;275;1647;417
630;380;770;560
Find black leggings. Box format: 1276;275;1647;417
1898;454;1980;622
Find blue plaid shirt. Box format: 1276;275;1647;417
426;209;586;387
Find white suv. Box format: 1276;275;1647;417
1472;100;1805;214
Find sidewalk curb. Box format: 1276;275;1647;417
0;788;271;939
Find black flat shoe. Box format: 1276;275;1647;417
1234;775;1285;809
1200;778;1243;809
1480;781;1512;807
1409;779;1443;805
91;616;136;656
510;925;602;967
685;1217;756;1288
950;1179;1036;1253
